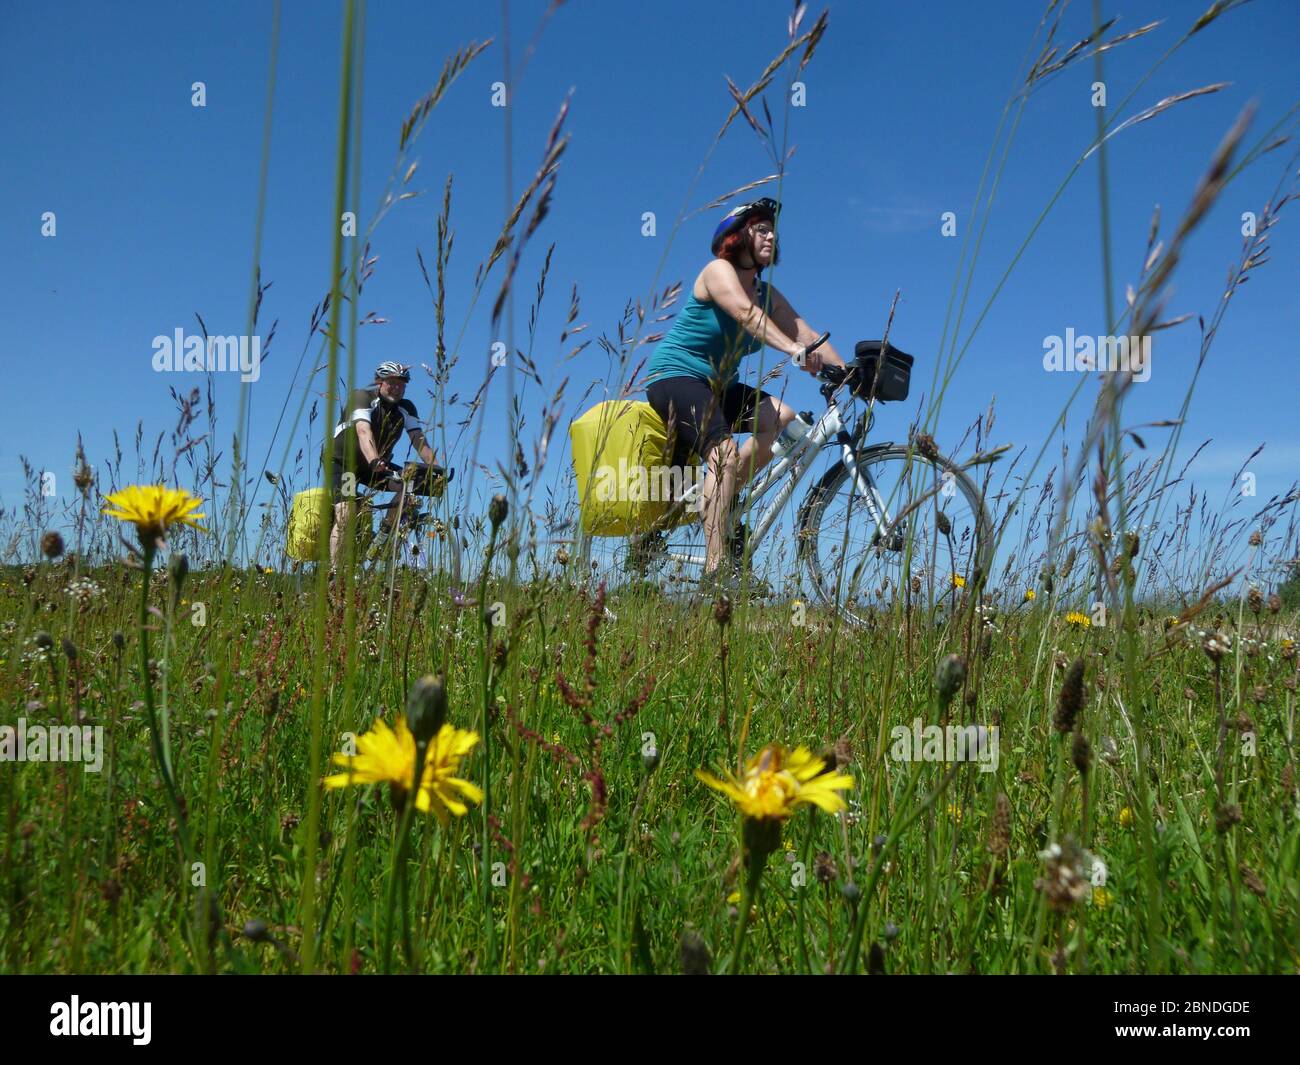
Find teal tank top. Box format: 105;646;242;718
646;279;770;385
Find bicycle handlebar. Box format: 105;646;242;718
817;362;848;387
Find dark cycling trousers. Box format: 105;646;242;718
645;376;774;469
330;461;450;497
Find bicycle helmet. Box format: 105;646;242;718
374;361;411;382
710;196;781;255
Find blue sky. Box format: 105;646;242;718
2;0;1297;570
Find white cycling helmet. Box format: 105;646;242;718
374;361;411;382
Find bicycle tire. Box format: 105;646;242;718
797;443;993;626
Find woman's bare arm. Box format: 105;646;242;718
700;260;802;359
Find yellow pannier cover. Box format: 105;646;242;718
569;400;699;537
286;487;329;561
286;487;376;561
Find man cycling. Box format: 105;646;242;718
328;361;449;567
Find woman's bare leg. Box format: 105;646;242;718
700;396;795;573
700;437;741;573
734;395;795;486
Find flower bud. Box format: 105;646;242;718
713;594;732;628
935;654;966;704
41;531;64;559
488;494;509;529
406;673;448;745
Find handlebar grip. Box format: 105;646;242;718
806;330;830;354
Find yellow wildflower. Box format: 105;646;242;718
951;574;967;589
1092;886;1114;909
726;890;758;919
1024;588;1036;601
102;485;206;546
1118;806;1134;828
1065;611;1092;628
696;744;853;822
323;716;482;825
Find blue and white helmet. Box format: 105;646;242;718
374;361;411;382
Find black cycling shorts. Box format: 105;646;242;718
330;461;450;497
645;375;774;468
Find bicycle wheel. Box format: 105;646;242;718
596;501;711;597
797;443;992;626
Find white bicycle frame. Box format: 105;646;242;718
664;388;898;568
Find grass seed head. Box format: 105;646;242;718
1071;729;1092;775
1054;658;1086;733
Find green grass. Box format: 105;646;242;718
1;555;1297;974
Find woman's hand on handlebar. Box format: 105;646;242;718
791;330;831;375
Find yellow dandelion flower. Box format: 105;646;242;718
726;890;758;919
696;744;853;822
951;574;967;589
263;566;275;575
1065;611;1092;628
1024;589;1036;601
323;716;482;825
102;485;206;546
1092;886;1114;909
1118;805;1134;828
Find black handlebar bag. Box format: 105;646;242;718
851;340;914;402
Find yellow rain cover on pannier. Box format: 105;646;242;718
286;488;328;561
569;400;698;537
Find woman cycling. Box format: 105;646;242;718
644;196;846;589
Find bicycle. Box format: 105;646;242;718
351;463;461;577
614;333;994;626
